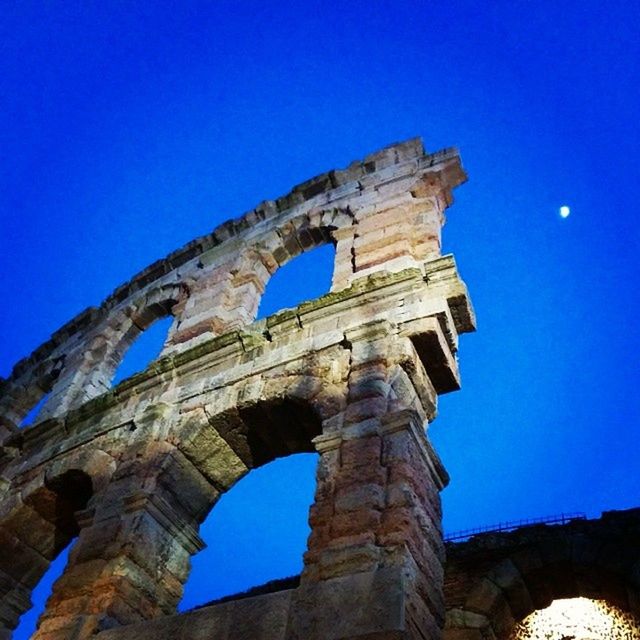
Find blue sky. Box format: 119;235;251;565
1;0;639;635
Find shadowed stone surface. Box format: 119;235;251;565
0;139;475;639
443;509;640;640
97;590;294;640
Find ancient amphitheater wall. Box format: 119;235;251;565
0;138;475;640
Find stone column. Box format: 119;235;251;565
378;410;449;639
330;157;464;291
32;444;214;640
289;323;449;640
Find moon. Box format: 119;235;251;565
559;205;570;219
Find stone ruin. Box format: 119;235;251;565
443;508;640;639
2;137;637;640
0;138;475;639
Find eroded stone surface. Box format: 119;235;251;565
0;139;474;640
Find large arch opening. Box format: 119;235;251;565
0;470;93;636
511;597;640;639
179;395;323;610
257;242;335;319
179;452;318;610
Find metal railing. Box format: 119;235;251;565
444;512;587;543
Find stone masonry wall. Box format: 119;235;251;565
91;511;640;640
0;138;475;640
443;509;640;640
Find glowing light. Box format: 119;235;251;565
559;205;571;218
512;597;640;639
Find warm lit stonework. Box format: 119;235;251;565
0;139;475;639
511;597;640;640
2;139;640;640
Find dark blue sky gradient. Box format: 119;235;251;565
2;0;639;634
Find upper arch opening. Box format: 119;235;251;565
256;242;335;320
111;315;174;386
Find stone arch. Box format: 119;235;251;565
444;522;640;639
101;281;188;385
219;395;324;470
0;355;67;431
172;390;326;612
177;391;328;494
174;350;348;493
51;282;189;414
173;366;346;517
26;441;214;637
0;462;100;635
97;388;325;620
222;208;353;327
256;206;354;274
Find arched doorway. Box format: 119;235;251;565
177;395;324;611
0;470;93;637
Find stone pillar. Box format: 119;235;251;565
330;226;358;292
0;537;48;638
32;444;214;640
331;150;465;291
379;411;449;639
289;323;449;640
166;230;279;351
0;470;92;638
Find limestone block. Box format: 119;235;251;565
485;560;532;622
334;482;386;513
445;608;490;629
464;578;503;616
95;590;293;640
176;409;247;491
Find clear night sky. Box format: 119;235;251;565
1;2;639;637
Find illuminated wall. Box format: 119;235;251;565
511;597;640;640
